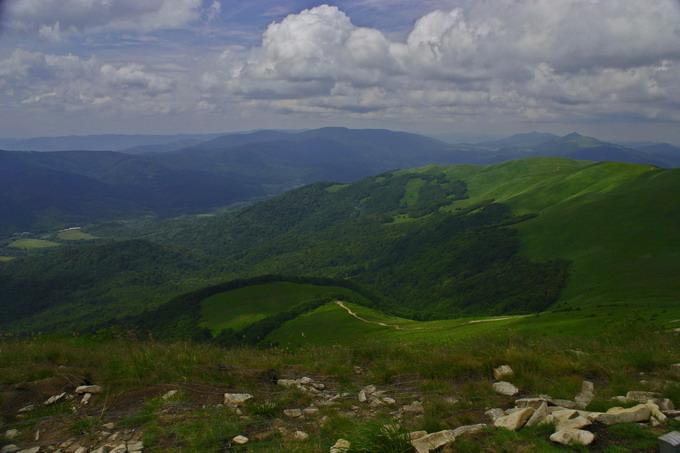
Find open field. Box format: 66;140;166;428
199;282;370;333
8;238;60;250
56;230;97;241
0;256;14;261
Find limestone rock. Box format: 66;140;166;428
17;448;40;453
17;404;34;413
549;428;595;446
284;409;303;418
411;430;457;453
654;398;675;411
293;431;309;441
646;401;667;424
277;379;298;388
494;407;534;430
485;408;505;422
127;440;144;451
402;401;425;414
625;391;660;403
76;385;103;394
515;397;548;409
5;430;18;440
552;399;577;409
493;365;514;381
596;404;651;425
44;392;67;405
409;431;427;440
109;444;127;453
80;393;91;405
492;381;519;396
330;438;351;453
223;393;253;407
162;390;177;400
574;381;594;409
1;445;19;453
91;447;109;453
232;435;249;445
452;424;486;437
303;405;319;416
556;415;591;431
525;402;550;427
383;397;396;405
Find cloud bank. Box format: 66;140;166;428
1;0;680;139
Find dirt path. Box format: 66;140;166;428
334;301;529;331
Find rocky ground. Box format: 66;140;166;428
2;362;679;452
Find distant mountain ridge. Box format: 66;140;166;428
2;127;679;236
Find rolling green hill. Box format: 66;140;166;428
2;157;679;335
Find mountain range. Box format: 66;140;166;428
2;127;680;236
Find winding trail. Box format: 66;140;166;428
335;301;530;331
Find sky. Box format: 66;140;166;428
1;0;680;143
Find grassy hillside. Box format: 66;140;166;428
200;282;370;334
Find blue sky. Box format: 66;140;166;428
1;0;680;143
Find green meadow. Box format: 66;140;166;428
8;238;61;250
56;229;97;240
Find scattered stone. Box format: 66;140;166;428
402;401;425;414
552;399;578;409
5;429;18;440
91;447;109;453
109;443;127;453
162;390;178;400
492;381;519;396
597;404;652;425
485;408;505;422
493;365;514;381
80;393;91;405
353;366;364;374
409;431;428;440
277;379;298;388
17;448;40;453
574;381;594;409
303;405;320;416
655;398;675;411
626;391;661;404
34;430;39;441
330;438;351;453
550;428;595;446
18;404;34;413
75;385;103;394
382;397;396;405
284;409;303;418
494;407;534;430
102;423;115;430
411;429;456;453
611;395;628;404
299;377;313;385
525;402;550;427
369;399;384;408
515;397;548;409
74;447;87;453
647;401;667;424
658;431;680;452
452;424;486;437
223;393;253;407
358;385;377;403
1;446;19;453
556;415;591;431
293;431;309;441
44;392;67;406
232;435;249;445
127;440;144;451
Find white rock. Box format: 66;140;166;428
550;429;595;446
90;447;109;453
102;423;115;430
596;404;651;425
492;381;519;396
452;424;486;437
293;430;309;441
525;402;550;427
330;438;351;453
1;445;19;453
232;435;249;445
223;393;253;407
5;430;18;440
44;392;67;406
409;431;428;440
515;397;548;409
552;398;577;409
162;390;178;400
127;440;144;451
80;393;91;405
18;405;34;413
74;447;87;453
109;444;127;453
303;405;319;416
17;448;40;453
76;385;103;394
411;430;456;453
493;365;514;381
485;408;505;422
646;401;667;423
556;415;591;431
284;408;303;418
574;381;594;409
625;391;660;403
299;377;313;385
402;401;424;414
494;407;534;430
277;379;298;388
654;398;675;411
382;397;396;405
